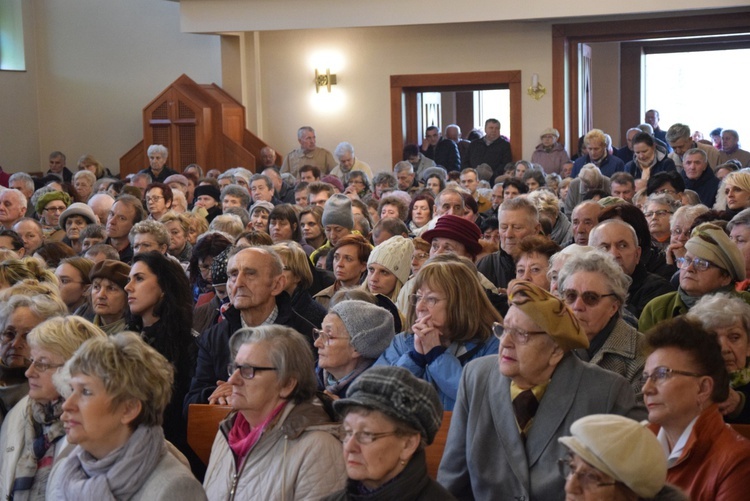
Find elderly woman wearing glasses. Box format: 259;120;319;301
47;332;206;500
643;194;680;252
35;191;71;242
0;317;106;500
687;293;750;424
203;325;345;499
315;300;395;399
322;366;454;500
375;259;502;410
642;317;750;500
558;414;687;501
439;280;641;500
640;223;750;332
557;250;646;395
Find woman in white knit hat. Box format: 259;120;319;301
364;236;414;308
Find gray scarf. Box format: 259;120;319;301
54;425;166;500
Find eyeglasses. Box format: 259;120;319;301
671;227;689;237
558;458;616;489
227;363;277;380
654;188;677;196
411;252;429;261
560;289;617;307
198;263;212;272
29;359;64;373
336;426;400;444
43;206;66;213
145;196;164;203
640;366;704;386
643;210;672;218
492;322;546;344
675;256;715;272
409;294;445;308
312;329;348;346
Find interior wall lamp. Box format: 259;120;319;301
315;68;338;93
527;73;546;100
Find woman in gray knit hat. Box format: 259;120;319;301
314;300;395;398
322;366;454;500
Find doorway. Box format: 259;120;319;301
390;71;522;167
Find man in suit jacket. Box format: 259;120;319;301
438;280;644;501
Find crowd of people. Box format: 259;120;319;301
0;114;749;499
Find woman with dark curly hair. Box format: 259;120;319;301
188;232;233;302
124;251;200;475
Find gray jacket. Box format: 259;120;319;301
437;353;644;501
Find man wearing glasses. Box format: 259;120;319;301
640;223;750;332
438;280;641;500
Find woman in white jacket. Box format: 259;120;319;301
0;316;106;500
203;325;346;500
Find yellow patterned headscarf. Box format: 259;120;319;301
507;279;589;351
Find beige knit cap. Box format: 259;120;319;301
367;235;414;286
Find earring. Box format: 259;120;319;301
400;460;406;466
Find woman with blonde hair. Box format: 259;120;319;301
47;333;206;500
722;170;750;214
76;154;106;179
376;259;503;410
0;258;58;290
0;317;106;500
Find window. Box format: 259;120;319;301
0;0;26;71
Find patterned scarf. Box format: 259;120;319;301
11;398;65;501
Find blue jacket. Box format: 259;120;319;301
374;333;499;410
571;154;625;178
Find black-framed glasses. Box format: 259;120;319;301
558;457;616;489
227;363;277;380
29;359;64;373
675;256;714;272
312;329;348;346
560;289;616;307
492;322;546;344
145;196;164;203
43;206;66;213
640;366;704;386
336;426;400;444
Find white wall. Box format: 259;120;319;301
0;0;222;175
242;21;554;173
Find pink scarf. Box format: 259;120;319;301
227;401;287;465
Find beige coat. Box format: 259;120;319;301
203;400;346;501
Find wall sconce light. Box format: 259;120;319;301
527;73;546;100
315;69;338;93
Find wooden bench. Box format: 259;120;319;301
426;411;452;479
187;404;233;465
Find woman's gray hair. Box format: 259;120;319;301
646;193;680;213
73;170;96;185
146;144;168;159
728;207;750;233
686;292;750;338
579;164;603;190
229;325;316;404
557;249;631;311
671;204;709;229
0;293;68;331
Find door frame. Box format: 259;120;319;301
390;71;522;167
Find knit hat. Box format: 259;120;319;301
368;235;414;285
685;223;746;282
193;185;221;203
506;279;589;351
164;174;189;188
330;300;395;359
322;194;354;229
559;415;667;498
321;175;345;194
35;191;72;215
421;214;483;258
334;366;443;444
249;200;274;216
89;259;131;289
59;202;98;227
211;248;230;286
540;127;560;139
